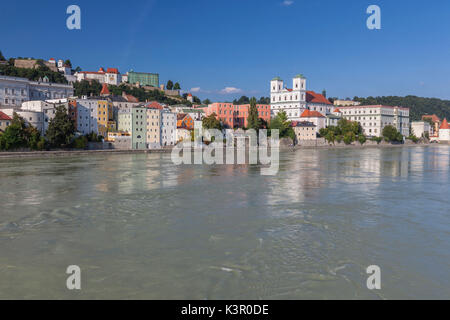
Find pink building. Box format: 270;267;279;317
199;103;271;128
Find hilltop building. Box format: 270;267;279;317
125;71;159;87
76;67;122;85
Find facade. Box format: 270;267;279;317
270;74;307;121
339;105;410;137
161;109;177;146
422;114;441;138
132;106;147;150
127;71;159;87
21;100;70;135
292;121;317;141
146;107;161;148
0;75;74;109
334;100;361;107
200;103;270;128
439;118;450;142
2;109;44;133
97;100;115;137
176;128;192;142
299;110;326;133
411;121;431;138
0;111;12;131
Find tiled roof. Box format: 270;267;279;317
177;113;187;120
422;114;441;123
100;83;110;95
146;101;164;110
0;111;12;121
300;109;325;118
440;118;449;130
106;68;119;74
306;91;331;105
334;108;341;113
124;94;139;103
291;120;315;127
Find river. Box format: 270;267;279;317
0;145;449;299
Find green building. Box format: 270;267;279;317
127;71;159;87
131;106;147;150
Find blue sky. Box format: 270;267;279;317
1;0;450;101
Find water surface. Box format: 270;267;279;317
0;146;449;299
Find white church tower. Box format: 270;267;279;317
270;74;307;121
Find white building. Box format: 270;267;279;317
0;75;74;109
299;110;327;134
75;67;122;85
439;119;450;142
270;74;307;121
411;121;431;138
161;110;177;146
2;108;44;134
21;100;70;135
74;98;99;135
339;105;410;137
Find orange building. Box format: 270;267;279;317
177;113;194;129
199;103;271;128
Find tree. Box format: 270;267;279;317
64;60;72;68
173;82;181;90
0;50;5;61
202;113;222;130
0;113;42;150
233;96;250;105
202;99;212;105
46;105;75;148
322;90;327;98
269;111;294;139
74;66;82;72
382;125;403;142
247;97;261;130
166;80;174;90
73;80;102;97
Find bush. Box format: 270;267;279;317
73;136;88;149
37;137;46;150
358;134;367;145
370;136;383;144
408;134;419;143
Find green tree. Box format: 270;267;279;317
202;113;222;130
247;97;261;130
166;80;174;90
269;111;294;139
382;125;403;142
0;50;5;61
202;99;212;105
46;105;75;148
64;59;72;68
173;82;181;90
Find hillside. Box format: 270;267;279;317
353;95;450;121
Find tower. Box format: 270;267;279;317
270;77;283;93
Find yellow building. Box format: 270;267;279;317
97;100;114;138
146;107;161;148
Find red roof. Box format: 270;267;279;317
334;108;341;113
306;91;331;105
422;114;441;123
300;109;325;118
188;93;192;97
146;101;164;110
106;68;119;74
0;111;12;121
98;68;105;73
124;94;139;103
286;88;293;92
100;83;110;95
440;118;449;130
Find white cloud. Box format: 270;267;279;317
190;87;201;93
220;87;243;94
282;0;294;6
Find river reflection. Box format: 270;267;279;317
0;145;449;299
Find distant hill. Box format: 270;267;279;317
353;95;450;121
